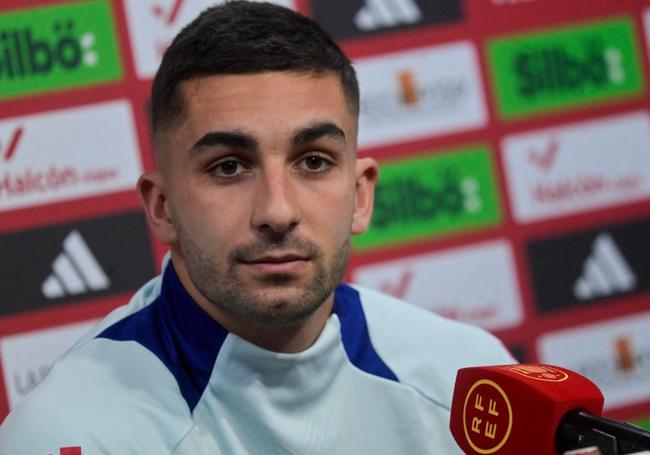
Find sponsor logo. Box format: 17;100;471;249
538;311;650;409
354;145;501;250
615;336;635;373
527;136;559;171
0;0;121;99
0;126;23;161
503;365;568;382
356;42;487;149
309;0;462;41
41;230;110;299
124;0;294;79
0;211;156;315
527;217;650;313
353;240;523;331
573;233;636;301
1;320;96;409
463;379;513;454
354;0;423;31
502;111;650;222
487;17;644;119
0;101;142;213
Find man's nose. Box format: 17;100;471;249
251;166;301;236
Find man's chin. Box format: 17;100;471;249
234;285;330;325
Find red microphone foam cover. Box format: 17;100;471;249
449;364;604;455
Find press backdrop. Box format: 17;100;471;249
1;0;650;427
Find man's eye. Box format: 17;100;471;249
299;155;331;173
211;159;246;177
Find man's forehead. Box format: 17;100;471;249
179;71;352;113
176;72;356;136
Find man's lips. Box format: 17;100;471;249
240;254;310;274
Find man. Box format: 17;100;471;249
0;2;513;453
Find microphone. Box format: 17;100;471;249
449;364;650;455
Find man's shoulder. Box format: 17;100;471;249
351;284;515;408
0;337;193;454
0;267;189;455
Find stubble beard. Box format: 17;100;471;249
176;224;350;326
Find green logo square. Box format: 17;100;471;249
0;0;122;99
353;145;503;251
487;16;645;119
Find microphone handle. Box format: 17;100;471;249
557;410;650;455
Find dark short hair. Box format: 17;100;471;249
151;1;359;133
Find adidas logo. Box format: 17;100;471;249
354;0;423;31
573;233;636;301
41;230;110;299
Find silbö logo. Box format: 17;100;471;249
489;17;643;118
0;20;98;80
372;171;481;229
514;40;625;98
353;146;501;250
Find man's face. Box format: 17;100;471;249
148;72;376;326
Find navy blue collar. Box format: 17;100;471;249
98;262;397;413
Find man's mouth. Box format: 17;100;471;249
241;253;310;274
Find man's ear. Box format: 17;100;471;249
137;171;177;244
351;157;379;235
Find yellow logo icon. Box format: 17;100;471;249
463;379;513;454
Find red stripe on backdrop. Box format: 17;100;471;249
0;190;141;234
0;293;132;338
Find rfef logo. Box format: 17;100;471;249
487;16;644;119
354;145;501;250
0;211;156;315
527;217;650;313
0;0;122;99
355;42;487;149
309;0;463;41
462;379;513;454
502;111;650;222
353;240;523;331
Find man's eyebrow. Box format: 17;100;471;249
191;131;258;155
292;122;346;146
